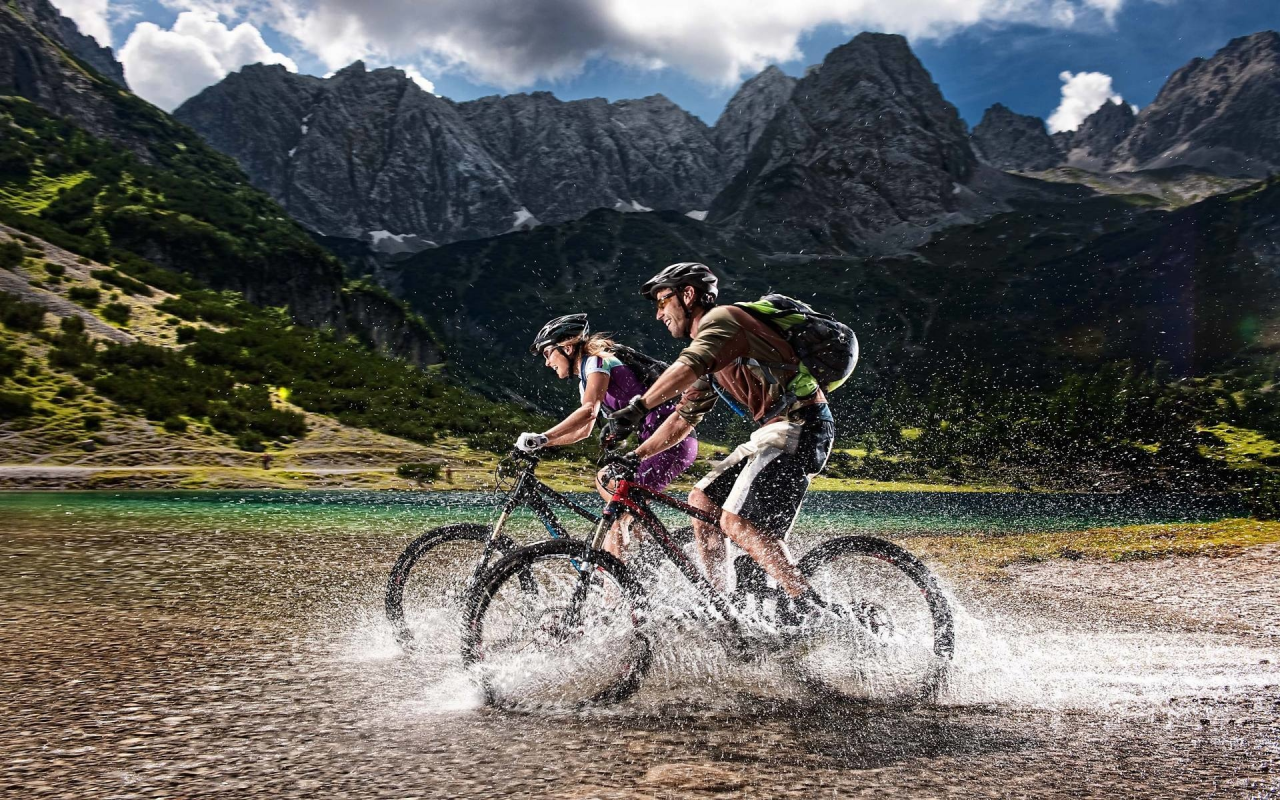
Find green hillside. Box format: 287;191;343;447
0;95;345;320
0;226;543;465
0;28;545;461
387;185;1280;502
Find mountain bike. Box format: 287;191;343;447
384;450;599;650
460;461;955;708
384;450;691;651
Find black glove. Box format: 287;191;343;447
600;449;641;479
604;396;649;443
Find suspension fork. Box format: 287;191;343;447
466;473;526;591
562;487;632;630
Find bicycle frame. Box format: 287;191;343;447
587;476;759;631
473;452;600;583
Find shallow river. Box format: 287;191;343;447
2;491;1277;798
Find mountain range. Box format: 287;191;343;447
173;58;796;250
1;0;1278;490
161;21;1280;406
972;31;1280;178
175;29;1280;260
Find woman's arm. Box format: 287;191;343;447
542;370;609;446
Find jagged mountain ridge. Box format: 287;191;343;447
970;103;1063;172
174;62;522;246
713;65;798;181
974;30;1280;179
709;33;984;253
455;90;725;228
1063;99;1137;171
176;63;771;246
1111;31;1280;177
178;27;1278;257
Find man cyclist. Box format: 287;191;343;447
600;263;835;622
515;313;698;558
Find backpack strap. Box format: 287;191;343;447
709;375;751;419
722;306;798;367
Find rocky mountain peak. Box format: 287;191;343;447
1109;29;1280;176
11;0;127;88
709;31;978;253
714;64;797;178
971;103;1064;171
334;60;368;76
1060;99;1136;170
176;64;516;244
457;88;722;225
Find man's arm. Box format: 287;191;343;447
635;308;745;409
638;363;699;410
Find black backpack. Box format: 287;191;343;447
611;343;669;389
735;294;859;393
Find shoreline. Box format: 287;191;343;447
0;463;1018;493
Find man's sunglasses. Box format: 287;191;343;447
654;290;678;311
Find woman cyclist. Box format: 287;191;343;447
515;314;698;558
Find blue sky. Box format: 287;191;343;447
81;0;1278;124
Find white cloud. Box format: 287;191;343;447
120;10;297;111
1047;70;1125;132
49;0;113;47
1082;0;1124;22
234;0;1134;90
400;64;435;94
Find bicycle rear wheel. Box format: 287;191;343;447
792;535;954;702
386;523;519;652
462;539;651;709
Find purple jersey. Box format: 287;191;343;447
580;354;697;491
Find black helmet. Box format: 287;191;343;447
530;313;589;354
640;262;719;303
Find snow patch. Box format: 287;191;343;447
287;147;297;158
364;230;435;255
613;199;653;214
510;207;540;231
685;210;708;221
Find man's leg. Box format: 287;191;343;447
689;488;729;591
716;410;834;599
718;510;810;598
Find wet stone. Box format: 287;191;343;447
642;763;747;791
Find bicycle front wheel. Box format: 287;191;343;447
462;539;651;709
386;523;517;652
793;535;954;702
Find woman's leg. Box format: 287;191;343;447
595;472;632;559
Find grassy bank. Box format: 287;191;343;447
902;519;1280;578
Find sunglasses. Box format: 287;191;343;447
542;345;571;363
655;290;679;311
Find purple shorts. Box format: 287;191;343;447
636;436;698;492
